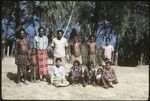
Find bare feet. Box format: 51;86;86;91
23;81;29;85
103;85;109;89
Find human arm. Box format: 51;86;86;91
33;36;37;49
15;40;18;65
101;47;105;60
111;46;115;63
45;36;48;49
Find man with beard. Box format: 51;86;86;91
51;30;68;67
33;27;48;81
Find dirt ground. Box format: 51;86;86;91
1;57;149;100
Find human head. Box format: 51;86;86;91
73;60;80;67
73;35;78;43
105;60;111;70
97;68;103;73
55;58;62;67
19;29;26;39
57;30;64;40
90;35;96;42
106;37;111;45
88;61;94;70
32;48;36;53
38;27;45;37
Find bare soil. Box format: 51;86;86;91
2;57;149;100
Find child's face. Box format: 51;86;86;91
106;40;110;45
89;63;94;69
56;60;61;66
74;62;79;67
74;37;78;42
32;49;36;54
105;64;111;70
91;37;95;42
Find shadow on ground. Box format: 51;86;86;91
6;72;18;83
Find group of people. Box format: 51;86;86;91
15;26;118;89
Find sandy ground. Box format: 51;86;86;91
1;57;149;100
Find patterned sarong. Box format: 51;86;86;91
37;49;48;75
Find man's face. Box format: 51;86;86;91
39;29;44;37
20;31;25;39
57;32;63;40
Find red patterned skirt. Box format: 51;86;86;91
37;49;48;76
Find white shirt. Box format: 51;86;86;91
34;35;48;49
102;44;114;60
52;65;65;79
51;37;68;57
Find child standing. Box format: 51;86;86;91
87;35;97;66
29;48;38;83
102;38;114;68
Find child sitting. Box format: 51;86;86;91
68;60;83;85
102;61;118;89
83;61;96;87
95;68;103;86
51;58;69;87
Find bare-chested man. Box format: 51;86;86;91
87;35;97;66
15;29;30;85
70;35;82;64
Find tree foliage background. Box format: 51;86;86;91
1;1;149;66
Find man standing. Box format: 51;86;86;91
51;30;68;67
34;27;48;81
15;29;30;85
102;38;114;67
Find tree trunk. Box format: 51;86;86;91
64;2;76;36
93;1;100;36
15;1;21;29
114;34;119;65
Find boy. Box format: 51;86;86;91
83;61;96;87
87;35;97;66
29;48;38;83
68;60;83;85
102;61;118;89
95;68;103;86
51;58;69;87
70;35;82;64
102;38;114;68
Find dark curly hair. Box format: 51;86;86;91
55;58;62;62
38;27;45;32
73;60;80;66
